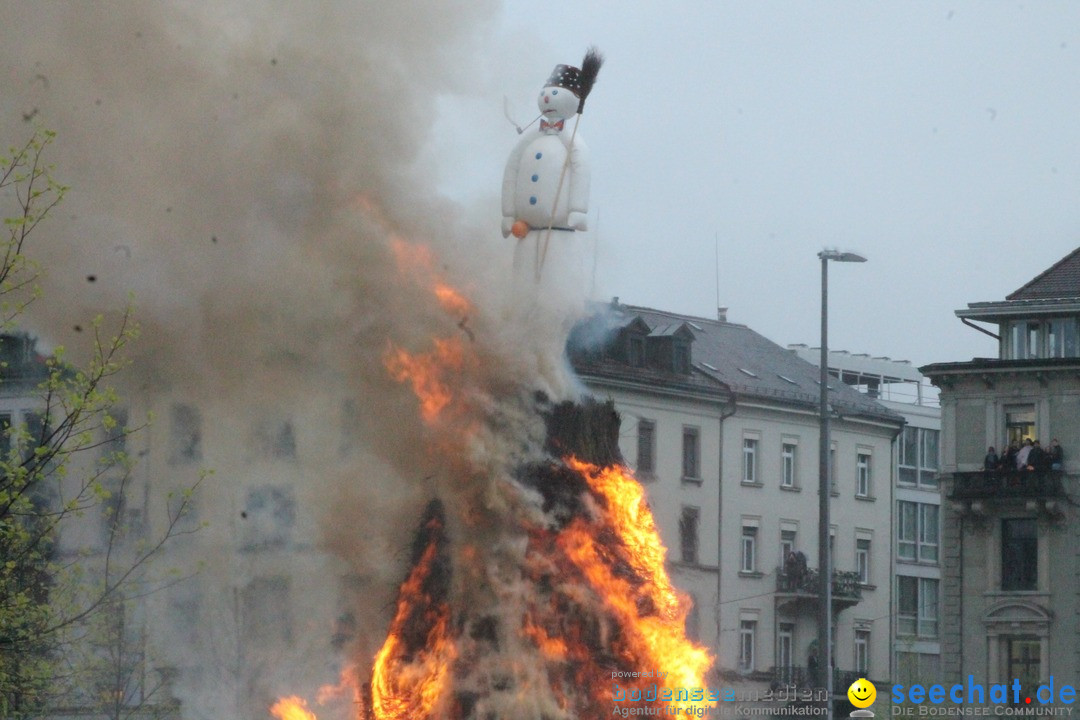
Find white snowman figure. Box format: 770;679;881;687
502;50;602;295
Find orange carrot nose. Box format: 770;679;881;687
544;95;550;103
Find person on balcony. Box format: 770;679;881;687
1016;438;1034;470
1049;438;1064;470
1028;440;1050;472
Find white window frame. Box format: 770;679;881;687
855;630;870;675
781;442;797;488
898;501;939;563
636;419;656;476
679;506;700;565
856;537;871;585
739;620;756;672
682;426;701;481
919;504;939;563
741;526;757;573
919;578;939;637
898;576;938;638
780;528;796;567
856;452;871;497
899;427;940;488
742;437;758;484
778;622;794;673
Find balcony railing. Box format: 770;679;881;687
776;568;863;602
949;469;1065;500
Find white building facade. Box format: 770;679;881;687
790;346;942;688
571;303;903;710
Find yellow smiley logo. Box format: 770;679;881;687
848;678;876;708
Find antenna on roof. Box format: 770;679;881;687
714;233;723;321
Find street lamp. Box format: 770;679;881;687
817;249;866;720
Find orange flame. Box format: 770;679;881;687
383;337;469;423
560;458;714;713
433;282;471;317
269;696;317;720
370;514;456;720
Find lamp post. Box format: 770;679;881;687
817;249;866;720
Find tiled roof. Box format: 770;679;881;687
573;304;901;423
1007;246;1080;301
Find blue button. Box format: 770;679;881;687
529;196;537;205
531;174;539;182
535;152;542;159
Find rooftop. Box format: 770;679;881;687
570;302;902;425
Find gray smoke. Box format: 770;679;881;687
0;3;596;719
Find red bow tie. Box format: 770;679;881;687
540;119;564;132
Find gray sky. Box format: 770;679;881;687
431;1;1080;369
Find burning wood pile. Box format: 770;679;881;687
272;232;712;720
363;398;712;720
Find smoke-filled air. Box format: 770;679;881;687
0;4;711;720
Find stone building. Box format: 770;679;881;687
921;246;1080;702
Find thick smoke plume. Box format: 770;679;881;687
0;3;631;718
0;3;610;719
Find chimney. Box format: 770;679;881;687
717;307;728;322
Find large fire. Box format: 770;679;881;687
274;215;712;718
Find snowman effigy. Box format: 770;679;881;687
502;48;602;298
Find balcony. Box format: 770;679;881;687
949;470;1065;500
775;568;862;613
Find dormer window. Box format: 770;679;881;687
645;322;696;374
673;341;691;374
629;336;645;367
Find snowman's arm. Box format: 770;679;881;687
501;135;531;237
566;136;591;231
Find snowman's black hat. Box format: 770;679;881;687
545;64;585;96
544;47;603;113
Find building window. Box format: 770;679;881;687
1045;317;1080;358
856;453;871;497
898;576;938;638
856;538;871;585
682;427;700;481
855;630;870;675
679;507;700;565
919;504;939;563
105;407;128;453
673;341;691;374
1001;518;1038;591
1007;638;1041;699
169;403;202;465
253;418;297;460
637;420;656;476
742;438;757;483
741;526;757;573
1006;406;1036;447
739;620;756;672
898;501;939;563
240;486;297;551
780;529;796;566
629;336;645;367
898;427;938;487
781;442;797;488
1006;318;1080;359
777;623;795;679
830;446;837;493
